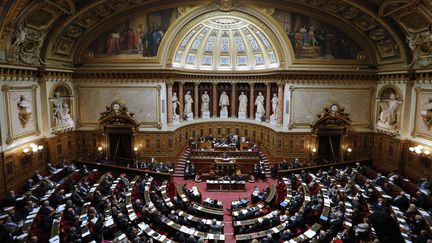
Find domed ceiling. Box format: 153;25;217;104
0;0;431;69
172;16;279;71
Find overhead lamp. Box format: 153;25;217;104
347;148;352;153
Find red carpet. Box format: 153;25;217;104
173;177;277;243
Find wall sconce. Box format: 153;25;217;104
409;145;430;156
347;147;352;154
133;147;139;159
23;143;44;155
97;146;104;158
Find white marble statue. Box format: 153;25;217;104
53;92;64;126
184;91;193;115
172;92;180;117
255;92;265;116
53;92;74;128
378;93;400;129
219;91;229;112
271;93;278;117
238;92;248;113
61;103;75;127
201;90;210;113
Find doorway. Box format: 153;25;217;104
318;135;341;163
109;133;132;159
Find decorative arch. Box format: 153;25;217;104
376;84;403;136
49;82;73;97
49;82;75;134
377;84;403;100
60;1;379;68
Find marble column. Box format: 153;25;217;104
249;82;255;119
230;82;236;117
212;82;217;117
179;81;184;121
277;81;284;127
194;82;199;119
167;80;173;126
265;82;271;122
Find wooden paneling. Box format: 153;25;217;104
0;138;47;196
401;140;432;180
47;132;77;165
75;123;375;165
372;133;401;171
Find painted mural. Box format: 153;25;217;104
87;8;178;59
272;9;363;60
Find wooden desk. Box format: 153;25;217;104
206;180;246;192
213;145;237;151
240;142;251;150
265;184;276;204
234;210;280;227
199;141;213;150
235;222;288;241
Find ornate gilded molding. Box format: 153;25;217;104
76;85;162;129
311;102;352;134
288;86;374;130
412;87;432;140
2;84;40;144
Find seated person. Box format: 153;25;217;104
32;170;44;183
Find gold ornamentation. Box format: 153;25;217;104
313;102;351;130
420;97;432;130
369;29;386;41
377;40;397;58
2;85;39;145
217;0;237;12
407;31;432;67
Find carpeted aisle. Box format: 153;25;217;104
173;177;276;243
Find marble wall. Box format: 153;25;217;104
76;82;166;129
288;85;374;130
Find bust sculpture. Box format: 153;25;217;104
17;95;32;128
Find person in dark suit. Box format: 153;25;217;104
392;191;410;212
32;170;44;183
46;163;57;173
23;179;34;191
40;200;54;216
3;190;17;207
261;234;277;243
370;209;404;242
71;188;84;206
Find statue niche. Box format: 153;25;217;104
50;84;75;134
376;86;402;136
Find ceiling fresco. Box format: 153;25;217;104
0;0;430;69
